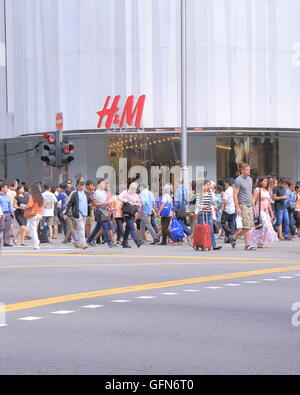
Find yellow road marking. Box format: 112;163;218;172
1;253;298;263
0;259;298;270
2;265;300;314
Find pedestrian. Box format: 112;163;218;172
24;184;44;250
0;183;15;247
231;163;256;250
195;180;222;250
119;182;143;248
213;184;224;237
42;185;58;241
111;188;125;245
62;184;75;244
248;177;278;248
188;180;197;233
87;179;115;248
157;184;173;246
64;178;92;249
173;179;193;242
7;182;17;238
286;179;297;238
294;182;300;237
0;203;3;249
221;178;236;243
13;185;28;246
272;178;291;241
56;183;68;237
85;180;96;238
50;186;59;240
139;183;160;245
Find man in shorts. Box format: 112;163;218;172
231;164;255;250
42;185;58;241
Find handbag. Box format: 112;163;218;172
96;208;111;222
254;189;263;230
122;202;138;216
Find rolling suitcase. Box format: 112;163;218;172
38;219;49;244
193;211;212;251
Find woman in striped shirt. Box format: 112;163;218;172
195;180;222;250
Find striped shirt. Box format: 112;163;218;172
196;191;213;214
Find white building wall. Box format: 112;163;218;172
1;0;300;138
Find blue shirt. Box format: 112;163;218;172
0;192;14;216
285;188;295;208
140;189;155;215
56;192;67;210
78;190;88;217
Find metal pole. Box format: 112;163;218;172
180;0;188;182
56;129;63;184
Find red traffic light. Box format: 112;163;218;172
43;133;56;144
62;144;74;154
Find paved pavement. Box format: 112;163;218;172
0;236;300;375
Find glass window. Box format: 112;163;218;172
217;135;279;182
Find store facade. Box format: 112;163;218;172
0;0;300;185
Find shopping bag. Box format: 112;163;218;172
171;219;184;242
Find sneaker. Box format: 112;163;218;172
150;239;160;245
122;245;132;249
135;240;143;248
87;241;97;247
213;246;222;250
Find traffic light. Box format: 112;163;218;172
60;142;74;166
41;133;58;167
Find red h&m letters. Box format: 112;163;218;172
97;95;146;129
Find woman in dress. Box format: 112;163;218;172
13;186;27;245
249;177;278;248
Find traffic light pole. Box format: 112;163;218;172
56;129;63;184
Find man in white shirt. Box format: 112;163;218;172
221;178;236;243
42;185;57;240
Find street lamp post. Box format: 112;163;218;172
180;0;188;187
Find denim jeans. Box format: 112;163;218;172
88;209;114;246
274;209;290;237
123;215;139;246
197;213;216;248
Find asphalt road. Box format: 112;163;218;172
0;237;300;375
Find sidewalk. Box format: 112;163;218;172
2;230;300;262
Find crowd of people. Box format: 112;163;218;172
0;163;300;251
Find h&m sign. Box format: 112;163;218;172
97;95;146;130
